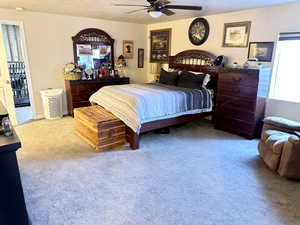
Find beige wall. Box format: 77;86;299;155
0;8;148;118
147;2;300;121
1;2;299;121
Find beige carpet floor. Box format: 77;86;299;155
15;117;300;225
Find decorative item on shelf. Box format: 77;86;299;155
115;55;127;77
114;70;119;77
232;62;238;68
150;29;171;63
243;61;250;69
223;21;251;48
93;70;98;79
99;67;109;78
0;101;8;135
81;71;87;80
188;18;210;46
85;68;94;80
248;42;274;62
63;62;82;80
123;40;134;59
110;70;115;77
138;48;144;68
248;57;258;62
2;117;12;136
213;55;226;66
258;63;264;69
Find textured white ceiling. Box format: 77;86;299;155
0;0;299;24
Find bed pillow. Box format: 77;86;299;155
159;69;178;86
188;71;211;87
168;68;182;74
177;71;208;89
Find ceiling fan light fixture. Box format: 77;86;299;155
149;10;162;18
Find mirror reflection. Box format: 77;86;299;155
76;44;112;70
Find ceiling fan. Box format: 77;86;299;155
113;0;202;18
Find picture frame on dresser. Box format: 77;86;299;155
248;42;275;62
222;21;251;48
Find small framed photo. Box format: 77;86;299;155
223;21;251;47
138;48;144;68
248;42;275;62
123;40;134;59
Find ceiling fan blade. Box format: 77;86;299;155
164;5;202;11
154;0;171;6
126;8;149;14
160;8;175;16
113;4;148;7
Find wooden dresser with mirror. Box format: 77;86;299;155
66;28;130;115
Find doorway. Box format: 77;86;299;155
0;22;35;125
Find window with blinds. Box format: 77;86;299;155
1;24;23;62
269;32;300;103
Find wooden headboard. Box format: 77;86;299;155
169;49;220;91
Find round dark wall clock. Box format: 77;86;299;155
188;18;210;46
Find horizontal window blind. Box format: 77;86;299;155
1;24;23;62
279;32;300;41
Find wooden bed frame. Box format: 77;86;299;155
127;49;220;150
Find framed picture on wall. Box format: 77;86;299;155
123;40;134;59
138;48;144;68
223;21;251;47
150;28;171;63
248;42;275;62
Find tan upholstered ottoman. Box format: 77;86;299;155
74;106;125;152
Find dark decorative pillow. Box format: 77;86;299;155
159;69;178;86
177;71;207;89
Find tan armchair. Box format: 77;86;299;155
258;117;300;179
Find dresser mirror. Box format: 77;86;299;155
72;28;115;70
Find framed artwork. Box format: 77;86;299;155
138;48;144;68
223;21;251;47
150;28;171;63
248;42;274;62
123;40;134;59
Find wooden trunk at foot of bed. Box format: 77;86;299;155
74;106;126;151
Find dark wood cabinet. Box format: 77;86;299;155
215;67;271;139
65;77;130;115
0;130;30;225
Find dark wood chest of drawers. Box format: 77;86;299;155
215;67;271;139
65;77;130;115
